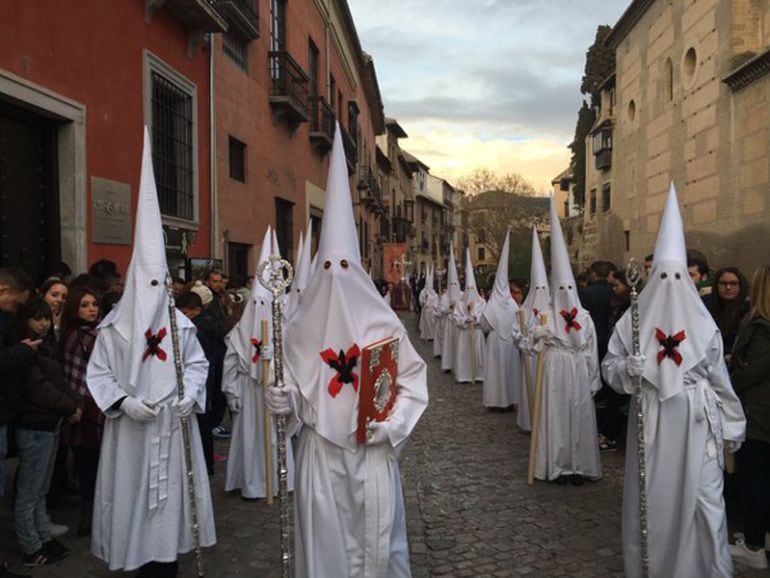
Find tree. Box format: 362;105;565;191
570;101;596;208
581;24;615;108
457;168;537;197
464;190;549;264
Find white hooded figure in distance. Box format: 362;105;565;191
222;226;295;499
453;248;487;383
530;195;602;483
86;129;215;573
423;265;440;341
418;266;431;340
602;183;745;578
285;220;313;322
515;226;550;431
265;124;429;578
440;244;463;372
481;229;522;408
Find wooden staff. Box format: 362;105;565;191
469;304;477;384
518;309;534;417
451;306;458;375
527;314;548;485
261;319;274;506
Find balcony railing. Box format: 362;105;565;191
268;50;310;128
308;96;334;153
358;168;383;213
340;124;357;173
146;0;227;33
595;148;612;171
214;0;258;39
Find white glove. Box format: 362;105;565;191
726;440;742;454
627;354;646;378
121;396;160;422
366;421;390;446
171;395;196;418
260;344;274;361
532;325;549;341
518;336;532;352
227;396;242;413
265;386;292;416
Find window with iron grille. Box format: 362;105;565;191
229;136;246;182
223;31;249;72
151;71;194;220
602;183;611;212
269;0;286;81
589;188;597;216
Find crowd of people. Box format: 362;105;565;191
415;185;769;575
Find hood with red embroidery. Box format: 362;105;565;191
615;183;717;400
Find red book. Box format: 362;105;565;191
357;336;400;444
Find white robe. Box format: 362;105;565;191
515;349;535;431
86;320;216;571
480;317;521;407
222;347;295;498
440;313;456;372
453;313;486;383
602;332;746;578
286;335;426;578
534;318;602;481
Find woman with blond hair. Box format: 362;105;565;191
729;264;770;570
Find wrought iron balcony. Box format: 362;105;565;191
393;217;413;243
268;50;310;128
146;0;227;32
308;96;334;154
340;125;357;173
214;0;258;39
357;168;383;213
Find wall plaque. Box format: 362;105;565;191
92;177;131;245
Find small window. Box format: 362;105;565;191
624;230;630;252
627;99;636;122
223;32;249;72
477;246;485;261
589;188;597;215
683;47;697;87
275;197;294;261
602;183;611;212
664;57;673;101
229;137;246;183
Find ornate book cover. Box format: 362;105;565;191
357;336;400;444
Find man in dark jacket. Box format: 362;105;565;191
579;260;622;450
0;267;36;578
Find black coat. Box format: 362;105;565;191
17;343;79;431
579;280;614;359
0;310;35;426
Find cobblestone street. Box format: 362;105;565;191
1;312;767;577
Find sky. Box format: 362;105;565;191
348;0;629;193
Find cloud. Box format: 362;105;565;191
348;0;628;185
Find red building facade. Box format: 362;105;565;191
0;0;221;281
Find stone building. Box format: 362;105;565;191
408;160;444;276
598;0;770;274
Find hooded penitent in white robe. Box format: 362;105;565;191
440;245;463;372
418;267;431;340
432;289;448;359
86;129;215;571
423;279;439;341
282;124;428;578
453;249;486;383
222;227;295;498
515;227;550;432
601;183;745;578
481;230;521;407
531;196;601;481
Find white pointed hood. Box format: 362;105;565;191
463;247;486;317
521;226;550;321
446;244;463;304
226;227;273;380
615;182;717;400
548;193;590;348
99;127;190;402
482;229;518;339
283;123;427;452
295;230;304;271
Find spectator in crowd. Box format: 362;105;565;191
509;278;526;306
687;248;713;299
48;262;72;284
0;267;36;578
708;267;751;361
177;289;217;473
644;253;654;279
38;278;68;345
59;286;103;537
14;297;80;566
575;270;591;289
608;269;634;332
728;264;770;570
68;274;100;295
201;271;230;440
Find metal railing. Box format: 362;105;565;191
268;50;310;118
309;96;334;140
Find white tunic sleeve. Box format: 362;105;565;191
181;327;209;413
703;335;746;442
222;346;242;400
86;331;129;416
601;329;635;396
382;336;428;449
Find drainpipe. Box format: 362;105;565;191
209;32;219;264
